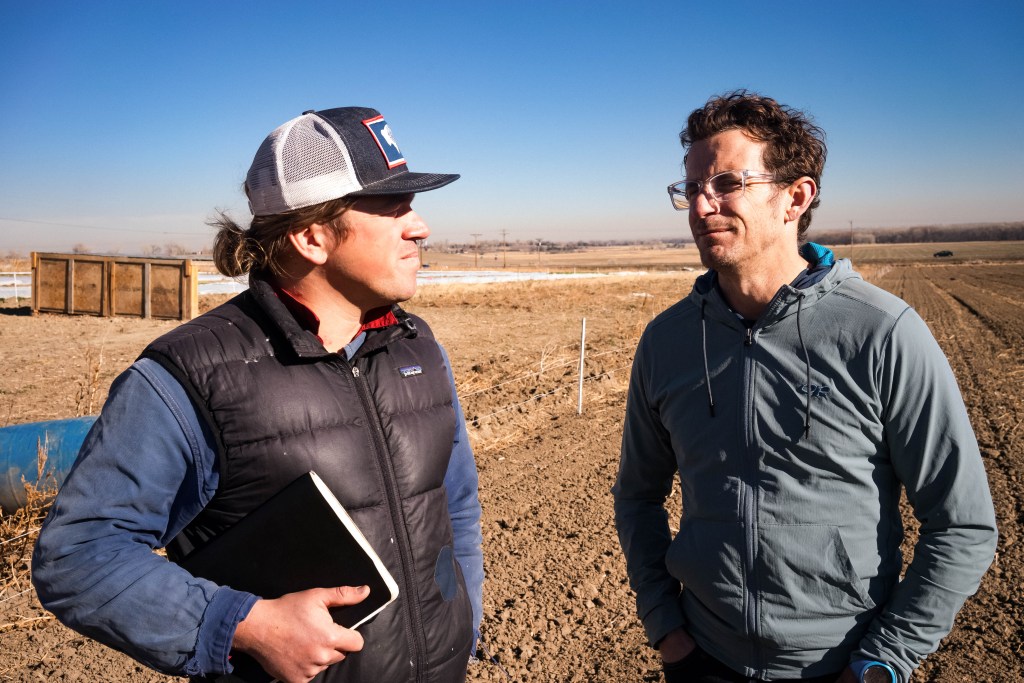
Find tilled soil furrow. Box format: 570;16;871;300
875;265;1024;681
471;402;663;682
4;265;1023;682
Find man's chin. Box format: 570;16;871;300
697;246;738;272
391;282;419;304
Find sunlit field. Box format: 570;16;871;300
1;244;1022;681
421;240;1024;272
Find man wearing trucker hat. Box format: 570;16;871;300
34;107;483;683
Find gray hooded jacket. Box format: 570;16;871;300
613;256;997;681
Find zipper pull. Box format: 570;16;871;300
745;327;754;347
352;366;360;378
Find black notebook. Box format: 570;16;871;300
178;470;399;682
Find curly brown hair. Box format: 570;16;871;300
210;195;354;279
680;90;827;241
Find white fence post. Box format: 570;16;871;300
577;317;586;415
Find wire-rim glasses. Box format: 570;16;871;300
667;169;778;211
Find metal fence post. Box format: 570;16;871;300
577;317;586;415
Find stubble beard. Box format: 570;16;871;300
693;219;743;272
697;242;742;272
380;270;419;306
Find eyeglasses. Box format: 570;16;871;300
667;169;778;210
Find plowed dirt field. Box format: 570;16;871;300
1;261;1021;682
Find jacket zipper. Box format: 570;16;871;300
345;360;428;682
740;325;762;676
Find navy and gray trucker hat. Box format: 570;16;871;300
245;107;459;216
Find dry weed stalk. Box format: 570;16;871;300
74;345;105;416
2;398;14;429
0;438;58;631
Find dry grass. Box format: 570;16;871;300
0;257;31;272
828;240;1024;263
2;253;1015;679
422;245;703;272
418;240;1024;272
0;442;58;634
74;346;105;417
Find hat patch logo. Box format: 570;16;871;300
363;115;407;169
399;365;423;378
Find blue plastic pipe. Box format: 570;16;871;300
0;417;97;513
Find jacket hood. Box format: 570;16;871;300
688;243;858;436
690;244;860;325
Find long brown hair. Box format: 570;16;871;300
210;196;354;278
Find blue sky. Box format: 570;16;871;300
1;1;1022;254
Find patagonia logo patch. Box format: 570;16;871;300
399;365;423;378
362;115;406;169
798;384;832;399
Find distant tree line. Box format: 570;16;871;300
435;238;692;253
811;222;1024;245
65;243;213;257
12;223;1019;261
440;223;1023;253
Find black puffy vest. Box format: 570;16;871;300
142;279;473;683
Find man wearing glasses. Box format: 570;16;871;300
613;91;996;683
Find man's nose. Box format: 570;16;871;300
691;188;719;218
404;211;431;241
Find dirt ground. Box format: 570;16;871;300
1;264;1021;682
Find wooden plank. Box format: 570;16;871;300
30;252;39;313
143;262;151;319
184;259;198;320
103;258;112;317
66;258;74;314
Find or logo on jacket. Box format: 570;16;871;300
798;383;831;399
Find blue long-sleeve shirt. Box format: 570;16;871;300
33;335;483;678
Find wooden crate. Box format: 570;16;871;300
31;253;199;320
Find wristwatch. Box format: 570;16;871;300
858;661;897;683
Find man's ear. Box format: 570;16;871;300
287;223;334;266
784;177;817;225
